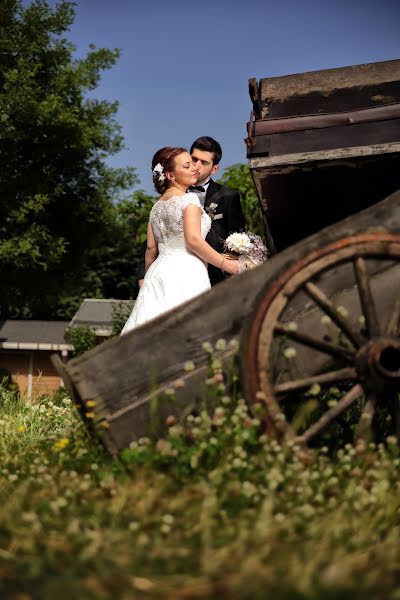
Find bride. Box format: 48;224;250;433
121;147;239;334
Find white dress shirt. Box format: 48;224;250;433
191;179;210;207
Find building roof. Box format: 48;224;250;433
0;320;72;351
69;298;133;335
0;299;133;351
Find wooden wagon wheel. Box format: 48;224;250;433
243;233;400;445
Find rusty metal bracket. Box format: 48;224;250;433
244;110;257;148
249;103;400;137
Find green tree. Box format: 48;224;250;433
53;188;154;318
0;0;135;318
217;163;265;238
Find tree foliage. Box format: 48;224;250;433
54;189;154;319
64;325;97;357
217;163;265;238
0;0;135;318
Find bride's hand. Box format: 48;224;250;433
223;258;240;275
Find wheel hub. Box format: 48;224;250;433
355;337;400;394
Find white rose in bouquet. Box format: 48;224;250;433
224;232;268;273
225;232;253;254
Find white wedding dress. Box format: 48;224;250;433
121;193;212;334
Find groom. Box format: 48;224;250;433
137;136;245;288
189;136;245;285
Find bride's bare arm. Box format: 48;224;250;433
145;222;158;272
184;205;239;275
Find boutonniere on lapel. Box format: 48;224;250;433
205;202;223;221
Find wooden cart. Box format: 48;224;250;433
54;59;400;453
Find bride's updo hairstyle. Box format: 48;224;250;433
152;147;187;194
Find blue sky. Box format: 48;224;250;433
51;0;400;193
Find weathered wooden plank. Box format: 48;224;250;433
249;141;400;172
259;59;400;105
264;81;400;119
56;190;400;453
247;119;400;158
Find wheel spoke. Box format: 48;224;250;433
275;323;355;361
355;392;376;442
255;390;293;437
295;384;364;444
274;367;358;395
386;295;400;337
353;256;380;337
304;281;364;349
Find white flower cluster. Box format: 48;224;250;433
225;232;253;254
224;231;268;273
152;162;165;182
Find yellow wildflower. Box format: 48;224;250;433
52;438;69;452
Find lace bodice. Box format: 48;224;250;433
149;193;211;250
121;193;212;333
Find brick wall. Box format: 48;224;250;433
0;350;65;398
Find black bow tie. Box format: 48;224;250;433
189;185;205;193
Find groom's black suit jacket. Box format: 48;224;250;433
135;179;245;288
204;179;245;285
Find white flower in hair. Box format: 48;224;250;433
152;162;165;182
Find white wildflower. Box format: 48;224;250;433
202;341;213;353
274;513;285;523
283;347;297;359
242;481;257;498
307;383;321;396
21;512;37;523
215;338;227;351
160;524;171;534
386;436;397;445
162;514;174;525
337;305;349;318
228;338;240;351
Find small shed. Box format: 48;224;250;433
0;320;71;398
0;299;133;398
69;298;133;337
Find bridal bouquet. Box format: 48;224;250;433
223;232;268;273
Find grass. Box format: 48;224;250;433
1;351;400;600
